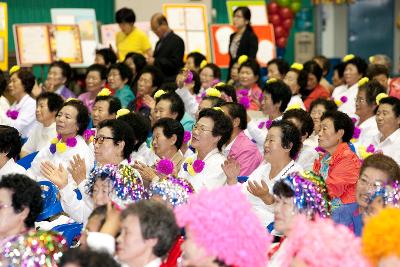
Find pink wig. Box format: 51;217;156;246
174;185;271;267
281;215;370;267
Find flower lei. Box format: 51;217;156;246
237;89;251;109
6;109;19;120
350;126;361;143
156;159;175;176
183;130;191;144
49;134;77;154
182;157;205;176
83;129;95;143
334;95;348;107
357;144;376;160
258;119;273;129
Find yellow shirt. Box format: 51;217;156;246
116;27;151;61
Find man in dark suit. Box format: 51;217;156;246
147;13;185;82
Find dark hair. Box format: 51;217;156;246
0;125;22;159
198;108;233;150
282;109;314;138
378;96;400;117
191;71;201;95
344;56;368;77
269;120;302;159
313;55;331;76
155;15;169;27
36;92;64;113
304;60;323;83
60;248;121;267
95;48;117;66
12;68;35;94
139;65;164;89
117;112;151;151
155;92;185;121
273;179;295;198
201;96;226;108
87;205;107;229
49;61;72;86
116;7;136;24
263;80;292;112
367;64;389;79
358;80;387;107
215;83;237;102
152;118;184;150
186;52;207;70
159;82;177;93
333;62;346;79
58;100;89;135
0;174;42;228
94;96;122;115
121;200;180;257
98;119;135;159
220;102;247;130
0;69;7;96
309;98;338;114
86;64;108;81
320;111;354;143
200;63;221;80
287;67;308;93
239;58;260;79
233;6;253;32
360;154;400;183
124;52;147;75
109;63;133;85
267;58;290;76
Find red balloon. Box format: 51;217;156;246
277;37;288;48
267;2;279;15
269;14;281;26
274;25;285;38
282;18;293;31
279;7;293;19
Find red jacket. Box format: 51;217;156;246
304;84;330;111
313;143;360;204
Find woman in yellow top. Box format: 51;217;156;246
115;8;152;61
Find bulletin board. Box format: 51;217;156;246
0;3;7;71
51;8;98;67
226;1;268;26
163;3;211;61
14;24;83;66
211;24;276;68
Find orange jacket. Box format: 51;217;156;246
313;143;360;204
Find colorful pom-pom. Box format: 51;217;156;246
353;127;361;139
6;109;19;120
97;88;112;96
343;54;355;62
56;142;67;153
65;97;78;102
9;65;21;76
116;108;130;119
156;159;175;176
239;95;251;109
291;62;303;71
213;107;224;112
200;60;207;69
357;77;369;87
286;103;302;111
376;92;389;105
237;55;248;65
266;78;278;84
154;89;167;99
183;130;191;144
206;87;222;97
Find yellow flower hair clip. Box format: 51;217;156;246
266;78;278;84
291;62;303;71
237;55;248;65
215;82;225;87
97;88;111;97
154;89;167;99
357;77;369;87
9;65;21;76
342;54;355;62
286;103;302;111
200;60;208;69
206;87;222;98
65;98;78;102
213;107;224;113
376;92;389;105
369;56;375;63
116;108;130;119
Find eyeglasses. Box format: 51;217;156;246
93;136;115;144
192;123;212;133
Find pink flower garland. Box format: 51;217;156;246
192;159;205;173
156;159;175;176
6;109;19;120
83;129;95;143
237;89;251;109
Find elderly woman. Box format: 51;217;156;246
0;67;36;139
78;64;107;112
302;60;330;111
283;63;307;110
313;110;360;209
198;63;221;95
108;63;134;108
0;126;26;176
178;108;232;191
332;55;368;118
0;174;42;246
368;96;400;165
223;120;303;229
238;58;263;110
354;80;386;147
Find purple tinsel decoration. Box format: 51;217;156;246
192;159;205;173
66;137;77;147
183;130;191;143
49;144;56;154
239;95;250;109
353;127;361;139
366;144;375;153
6;109;19;120
340;96;348;103
156;159;175;175
83;129;95;141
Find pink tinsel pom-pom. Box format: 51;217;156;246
156;159;175;176
192;159;205;173
239;96;250;109
258;121;265;129
183;130;191;143
340;96;348;103
66;137;77;147
265;119;273;129
237;89;249;96
366;144;375;153
353;127;361;139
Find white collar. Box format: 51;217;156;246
378;128;400;145
143;257;162;267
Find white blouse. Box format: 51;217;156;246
21;122;57;154
178;148;227;192
0;94;36;138
130;142;158;166
242;160;303;228
370;129;400;166
296;143;319;171
0;158;27;178
332;83;358;119
357;116;379;147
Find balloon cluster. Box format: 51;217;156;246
267;0;302;48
